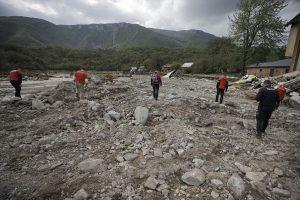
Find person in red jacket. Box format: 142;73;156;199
9;68;22;98
151;71;162;100
276;84;286;104
74;69;89;100
215;76;228;104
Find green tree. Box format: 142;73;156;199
230;0;287;74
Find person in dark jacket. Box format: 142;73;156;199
215;76;228;104
9;68;22;98
151;71;162;100
255;80;280;139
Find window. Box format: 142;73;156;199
286;68;289;73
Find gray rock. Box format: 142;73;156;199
144;177;159;190
53;101;64;108
274;168;283;176
272;188;291;197
246;172;267;182
234;162;251;173
211;179;223;187
77;158;103;172
176;149;185;156
108;110;121;121
211;191;219;199
181;169;206;186
227;173;245;199
32;99;46;110
154;148;163;157
116;155;124;162
123;153;139;161
289;95;300;108
134;106;149;125
193;158;205;168
263;150;278;156
74;188;89;200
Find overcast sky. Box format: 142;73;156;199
0;0;299;36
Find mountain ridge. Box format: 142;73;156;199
0;16;216;49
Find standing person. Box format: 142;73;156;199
9;68;22;98
255;80;280;139
215;76;228;104
74;69;89;100
151;71;162;100
276;84;286;104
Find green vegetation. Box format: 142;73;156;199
230;0;287;74
0;38;285;74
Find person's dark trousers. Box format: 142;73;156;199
256;108;273;137
153;84;159;100
10;80;21;97
215;88;225;104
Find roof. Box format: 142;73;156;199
247;59;291;69
285;13;300;27
181;62;194;68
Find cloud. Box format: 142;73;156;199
0;0;299;36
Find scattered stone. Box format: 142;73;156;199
246;172;267;182
53;101;64;108
274;168;283;176
263;150;278;156
74;188;89;200
193;158;205;168
134;106;149;125
107;110;121;121
211;191;219;199
272;188;291;198
116;155;124;162
32;99;46;110
153;148;163;157
227;173;245;199
77;158;103;172
181;169;206;186
176;149;185;156
123;153;139;161
144;177;159;190
234;162;251;173
211;179;223;187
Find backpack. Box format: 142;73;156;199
151;74;159;83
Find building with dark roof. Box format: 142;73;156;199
247;59;291;77
285;13;300;72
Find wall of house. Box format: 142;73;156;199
286;23;300;72
247;67;289;77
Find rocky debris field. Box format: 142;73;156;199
0;75;299;200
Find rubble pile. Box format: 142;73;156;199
0;75;299;199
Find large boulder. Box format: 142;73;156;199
47;81;75;104
134;106;149;125
181;169;206;186
227;173;245;199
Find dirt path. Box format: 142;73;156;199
0;75;299;200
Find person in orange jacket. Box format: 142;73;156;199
215;76;228;104
276;84;286;104
9;68;22;98
74;69;89;100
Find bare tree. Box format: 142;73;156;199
230;0;287;75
